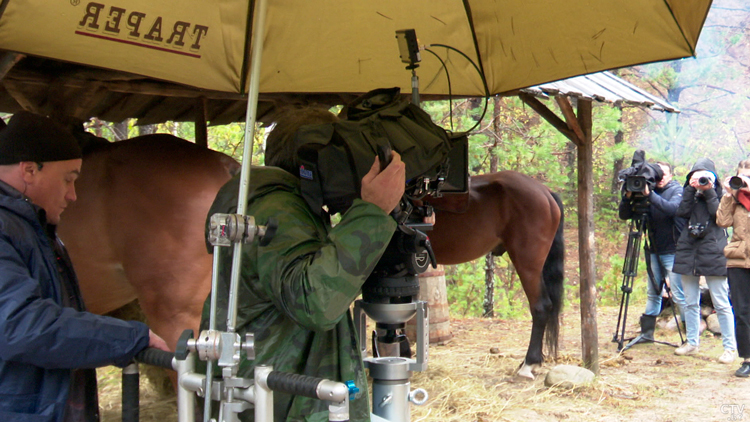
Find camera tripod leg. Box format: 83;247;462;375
663;284;685;346
612;216;647;351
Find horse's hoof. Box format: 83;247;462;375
516;363;536;380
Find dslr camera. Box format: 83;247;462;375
617;150;663;194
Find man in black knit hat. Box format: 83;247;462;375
0;111;169;422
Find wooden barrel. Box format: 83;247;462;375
406;265;453;344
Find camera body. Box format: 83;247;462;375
618;150;662;194
687;222;708;239
729;176;747;190
625;175;648;193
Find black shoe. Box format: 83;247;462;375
735;362;750;378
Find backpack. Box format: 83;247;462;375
295;87;467;215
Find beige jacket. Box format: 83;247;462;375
717;193;750;268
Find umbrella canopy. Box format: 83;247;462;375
0;0;712;98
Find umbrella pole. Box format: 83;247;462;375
228;0;267;335
198;0;270;421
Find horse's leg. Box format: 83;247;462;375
497;189;561;379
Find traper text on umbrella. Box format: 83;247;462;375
75;2;208;58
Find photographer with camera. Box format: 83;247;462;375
619;161;686;345
672;158;737;363
716;158;750;376
198;106;406;422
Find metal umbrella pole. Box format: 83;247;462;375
200;0;269;420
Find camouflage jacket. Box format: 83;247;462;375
200;167;396;422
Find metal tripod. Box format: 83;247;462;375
612;212;684;351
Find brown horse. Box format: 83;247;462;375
60;136;564;379
57;135;240;351
425;172;565;378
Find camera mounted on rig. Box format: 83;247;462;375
294;87;468;352
618;150;663;195
294;87;467;217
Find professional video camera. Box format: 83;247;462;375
293;87;468;421
617;150;663;195
294;86;468;314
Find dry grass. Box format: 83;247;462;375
99;305;748;422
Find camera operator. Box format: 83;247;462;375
198;106;406;422
673;158;737;363
716;159;750;376
619;162;686;344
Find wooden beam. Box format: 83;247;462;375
52;80;110;121
5;72;246;101
0;52;24;80
2;79;38;112
518;93;576;143
576;99;599;375
555;96;586;146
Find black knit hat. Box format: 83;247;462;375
0;111;82;165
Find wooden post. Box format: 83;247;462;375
577;99;599;374
195;97;208;147
406;265;453;344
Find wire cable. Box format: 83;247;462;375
427;43;490;133
423;48;454;131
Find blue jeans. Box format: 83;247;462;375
644;253;685;320
681;274;737;349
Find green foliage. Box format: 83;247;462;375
445;262;485;317
445;256;529;319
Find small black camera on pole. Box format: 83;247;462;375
396;29;421;106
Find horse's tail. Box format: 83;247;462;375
542;191;565;358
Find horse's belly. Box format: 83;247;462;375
76;261;137;315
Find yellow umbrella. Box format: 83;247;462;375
0;0;712;97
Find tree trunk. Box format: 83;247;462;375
483;97;502;317
138;124;157;136
611;107;624;198
483;253;495;318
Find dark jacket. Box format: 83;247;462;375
0;181;150;422
619;179;683;254
200;168;397;422
672;158;728;277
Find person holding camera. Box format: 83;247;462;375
619;162;686;344
672;158;736;363
198;106;406;422
716;158;750;376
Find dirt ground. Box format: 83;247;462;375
97;303;750;422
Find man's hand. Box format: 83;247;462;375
361;151;406;214
148;330;170;352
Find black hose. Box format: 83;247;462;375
266;372;322;399
134;347;175;370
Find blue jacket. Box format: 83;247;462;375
0;181;150;422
